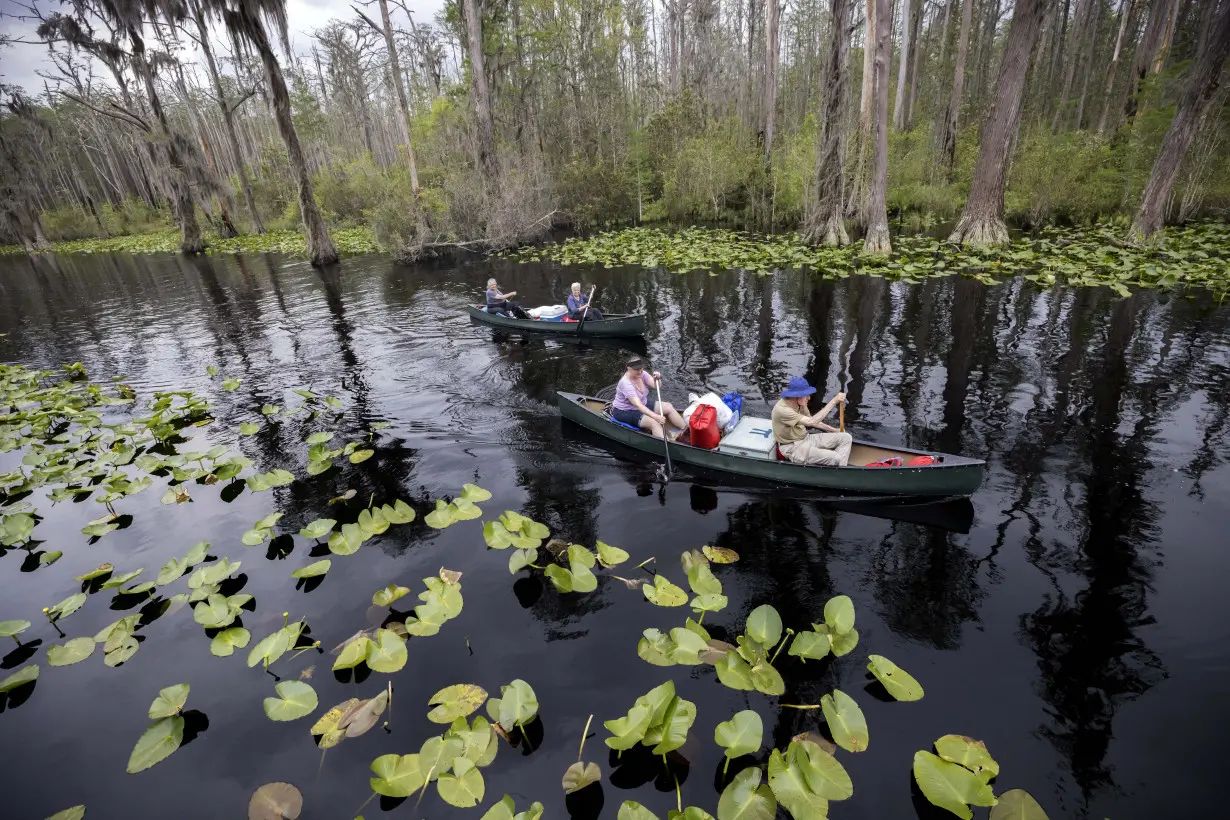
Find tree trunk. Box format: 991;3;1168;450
130;34;204;255
378;0;422;196
764;0;781;163
864;0;893;254
893;0;916;129
939;0;974;179
803;0;854;246
1097;0;1135;134
949;0;1053;246
860;0;877;131
905;0;925;127
461;0;498;185
1051;0;1089;131
238;10;337;265
1123;0;1181;127
1073;0;1104;128
192;0;263;234
1129;0;1230;241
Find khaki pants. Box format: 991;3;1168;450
780;432;853;467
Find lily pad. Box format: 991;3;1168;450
247;782;302;820
643;574;688;606
429;683;489;723
702;545;739;563
596;540;630;568
365;628;408;673
746;604;783;648
290;560;331;579
717;765;777;820
913;750;998;820
821;689;869;753
148;684;190;719
210;627;252;657
0;619;31;639
263;680;318;722
935;734;1000;780
562;761;601;793
823;595;855;634
126;716;184;773
298;518;335;539
867;654;925;701
0;664;39;693
438;757;486;807
989;789;1049;820
370;753;425;798
372;584;410;607
43;807;86;820
488;678;539;732
460;483;492;502
714;709;763;760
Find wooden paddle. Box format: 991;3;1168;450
655;379;673;480
576;285;597;331
839;397;845;433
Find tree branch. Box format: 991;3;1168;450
227;87;258;114
59;91;150;133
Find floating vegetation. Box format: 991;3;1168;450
0;227;380;258
505;223;1230;297
2;358;1057;817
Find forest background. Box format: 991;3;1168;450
1;0;1228;264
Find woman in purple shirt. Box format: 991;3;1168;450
611;357;685;439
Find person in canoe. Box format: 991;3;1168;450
485;278;531;319
567;282;604;320
771;377;852;466
611;357;685;440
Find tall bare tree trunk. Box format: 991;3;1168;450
462;0;498;185
377;0;421;195
1129;0;1230;241
860;0;877;130
893;0;916;129
129;32;204;255
803;0;854;245
1051;0;1089;130
192;0;262;234
940;0;974;179
1097;0;1135;134
233;10;337;265
864;0;893;253
949;0;1053;246
764;0;781;162
1073;0;1103;128
905;0;924;126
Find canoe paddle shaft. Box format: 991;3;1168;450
656;380;672;480
839;398;845;433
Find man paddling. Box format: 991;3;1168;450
771;377;852;466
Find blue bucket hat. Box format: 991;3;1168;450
781;377;817;399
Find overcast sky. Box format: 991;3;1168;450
0;0;445;98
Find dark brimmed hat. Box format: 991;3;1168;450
781;376;817;398
626;357;646;370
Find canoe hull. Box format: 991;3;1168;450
467;306;646;338
558;391;985;497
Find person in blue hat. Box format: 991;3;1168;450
771;377;852;466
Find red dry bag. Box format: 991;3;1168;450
689;404;720;450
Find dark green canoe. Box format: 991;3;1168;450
558;391;985;497
466;305;646;338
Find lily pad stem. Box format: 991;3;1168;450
635;557;656;570
673;769;682;813
779;703;821;710
577;714;594;762
353;792;376;817
770;628;795;664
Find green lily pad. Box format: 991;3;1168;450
989;789;1049;820
867;654;925;701
299;518;335;539
247;782;302;820
148;684;190;719
821;689;869;753
263;680;318;722
913;750;998;820
438;757;485;808
0;664;39;692
126;716;184;773
291;559;331;579
562;761;602;794
428;683;489;723
935;734;1000;780
0;619;31;639
365;628;407;673
717;765;777;820
210;627;251;657
370;753;425;797
714;709;763;760
643;574;687;606
47;637;96;667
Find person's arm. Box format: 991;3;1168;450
807;392;846;428
643;371;662;390
567;294;579;311
628;393;663;421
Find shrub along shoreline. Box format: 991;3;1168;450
4;222;1228;300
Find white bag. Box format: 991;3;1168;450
681;392;734;429
527;304;568;319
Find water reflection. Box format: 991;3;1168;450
0;252;1227;819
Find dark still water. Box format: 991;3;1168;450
1;251;1227;820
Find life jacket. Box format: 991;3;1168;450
907;455;936;466
865;457;903;468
